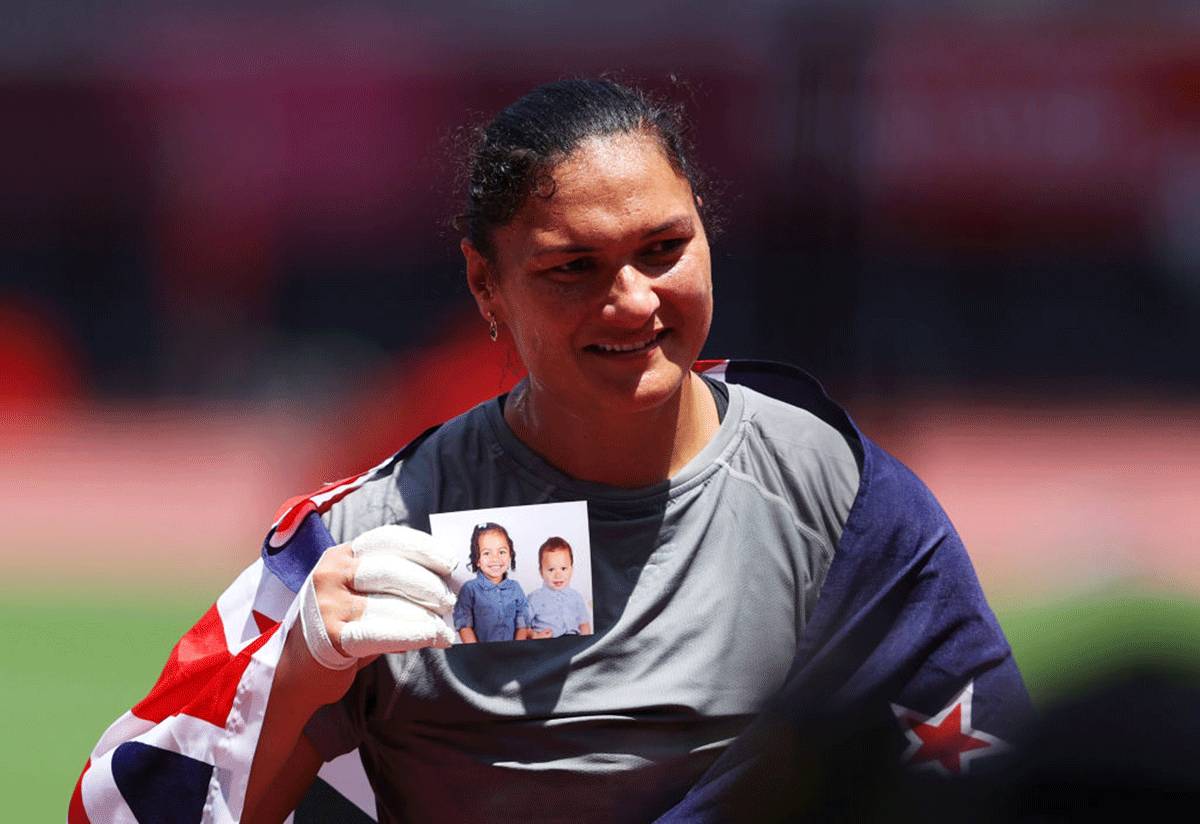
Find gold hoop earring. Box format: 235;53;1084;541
488;313;498;342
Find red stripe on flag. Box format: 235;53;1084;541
68;759;92;824
270;499;318;548
133;603;229;724
132;601;283;729
180;622;281;728
252;609;278;635
271;467;370;525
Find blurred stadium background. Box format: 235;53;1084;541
3;1;1200;818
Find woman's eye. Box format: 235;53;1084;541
643;238;688;260
551;258;593;274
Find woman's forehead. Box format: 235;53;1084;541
551;133;692;211
559;131;670;177
503;133;697;253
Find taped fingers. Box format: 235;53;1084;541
340;596;457;657
353;554;455;615
300;572;358;670
300;526;459;670
350;524;458;576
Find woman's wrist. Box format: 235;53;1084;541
276;619;361;717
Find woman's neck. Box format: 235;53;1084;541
503;372;721;489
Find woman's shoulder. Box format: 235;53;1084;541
705;362;865;548
705;360;863;469
737;384;855;450
728;383;862;496
320;397;504;542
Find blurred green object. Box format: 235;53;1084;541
997;588;1200;705
1;589;212;822
4;586;1198;822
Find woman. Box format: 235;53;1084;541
73;79;1029;824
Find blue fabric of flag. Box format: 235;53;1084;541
653;361;1031;822
111;742;213;824
263;509;337;594
75;358;1028;824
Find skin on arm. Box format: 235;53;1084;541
579;622;592;635
459;626;478;644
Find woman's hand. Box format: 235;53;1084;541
244;526;459;823
299;525;458;679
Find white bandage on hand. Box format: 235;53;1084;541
299;525;458;670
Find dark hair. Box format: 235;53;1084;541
538;536;574;569
468;522;515;573
458;77;710;258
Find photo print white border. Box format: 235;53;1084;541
430;500;592;643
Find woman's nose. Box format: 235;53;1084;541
602;265;660;323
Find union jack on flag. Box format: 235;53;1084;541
69;360;1030;823
67;464;392;824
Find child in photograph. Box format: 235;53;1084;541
528;537;592;639
453;522;532;643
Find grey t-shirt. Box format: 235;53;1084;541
307;383;860;824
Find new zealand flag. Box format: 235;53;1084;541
68;462;388;823
70;360;1030;824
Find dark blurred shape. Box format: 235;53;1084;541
0;75;159;396
999;669;1200;821
720;668;1200;824
317;308;526;478
2;5;1200;407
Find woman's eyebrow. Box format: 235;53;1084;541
530;216;694;258
644;216;694;237
531;243;596;258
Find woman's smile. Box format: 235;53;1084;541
585;329;667;357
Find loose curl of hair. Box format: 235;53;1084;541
468;522;515;573
456;77;715;259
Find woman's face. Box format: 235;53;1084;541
466;131;713;421
476;529;512;584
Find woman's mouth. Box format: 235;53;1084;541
587;330;666;356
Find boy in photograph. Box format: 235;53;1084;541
528;537;592;638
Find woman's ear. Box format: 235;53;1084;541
462;238;498;322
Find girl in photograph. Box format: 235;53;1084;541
453;522;532;643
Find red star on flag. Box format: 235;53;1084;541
891;680;1008;775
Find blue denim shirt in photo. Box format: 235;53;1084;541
453;572;530;642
